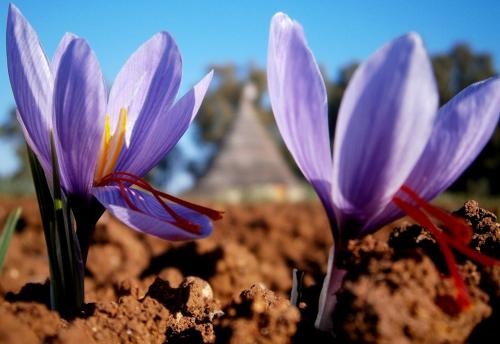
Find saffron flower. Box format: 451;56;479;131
7;4;222;316
267;12;500;331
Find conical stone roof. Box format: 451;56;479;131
191;83;298;199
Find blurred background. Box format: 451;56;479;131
0;0;499;208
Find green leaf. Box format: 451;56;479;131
27;145;61;294
0;208;21;273
49;133;84;318
27;144;54;237
27;136;84;318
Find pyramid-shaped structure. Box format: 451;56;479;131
191;83;298;198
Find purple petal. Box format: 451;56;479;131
267;13;333;216
107;31;182;146
6;4;52;172
115;71;213;177
362;77;500;234
53;39;106;197
331;32;438;231
92;186;212;240
51;32;78;74
406;77;500;200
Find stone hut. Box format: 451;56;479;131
190;83;300;201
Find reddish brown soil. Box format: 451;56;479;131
0;198;498;343
332;200;499;343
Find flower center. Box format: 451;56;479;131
392;185;499;312
95;171;223;235
92;109;223;234
94;108;128;184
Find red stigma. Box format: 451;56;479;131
392;185;500;312
97;171;223;235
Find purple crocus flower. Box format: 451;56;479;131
7;4;221;259
267;12;500;331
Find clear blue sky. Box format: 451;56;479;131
0;0;499;176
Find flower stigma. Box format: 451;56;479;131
91;110;223;235
96;172;223;235
392;185;499;313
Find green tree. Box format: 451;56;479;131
0;108;33;193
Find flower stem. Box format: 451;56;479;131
70;197;104;264
315;246;347;332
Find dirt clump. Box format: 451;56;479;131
332;201;499;343
454;200;500;343
79;276;225;343
147;276;223;343
0;276;224;344
215;283;300;344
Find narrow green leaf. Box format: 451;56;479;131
27;145;54;237
49;133;84;318
27;144;62;306
27;137;85;318
0;208;22;273
50;132;62;201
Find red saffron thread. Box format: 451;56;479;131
400;186;472;243
393;185;500;312
118;182;139;211
97;171;223;235
392;196;471;310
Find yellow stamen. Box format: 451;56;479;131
94;108;127;183
95;115;112;180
